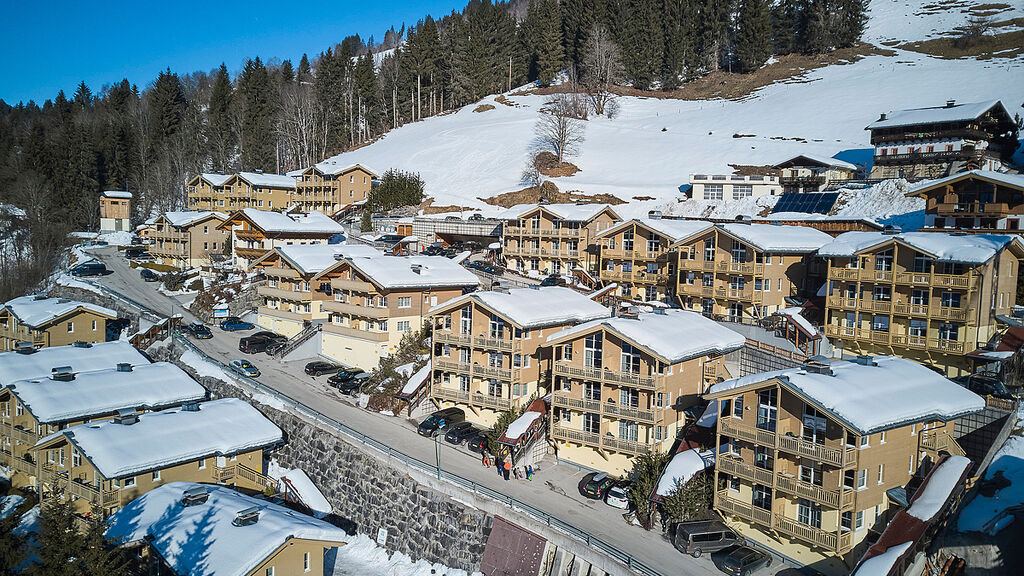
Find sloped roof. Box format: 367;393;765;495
905;169;1024;196
299;159;379;178
106;482;349;576
347;255;480;289
597;218;714;243
708;356;984;434
655;449;715;498
432;287;609;329
498;203;618;222
229;208;344;234
774;154;858;171
198;173;232;187
720;222;833;253
547;309;744;363
866;100;1006;130
2;295;117;329
161;211;229;228
235;172;296;188
273;244;382;275
818;231;1021;264
100;190;133;199
0;341;148;388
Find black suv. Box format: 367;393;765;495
418;408;466;437
579;472;615;499
305;361;342;377
444;422;478;445
327;369;368;394
966;374;1016;400
185;322;213;339
70;262;108;277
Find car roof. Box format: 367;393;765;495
728;547;761;560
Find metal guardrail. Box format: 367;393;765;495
174;334;663;576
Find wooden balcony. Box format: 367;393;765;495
433;332;473;346
717;455;776;487
551;393;657;424
258;285;311;302
602;248;663;261
235;246;271;260
9;454;37;476
720;418;855;468
323;300;388;319
678;283;716;297
599;269;662;285
257;306;307;322
716;491;852;553
216;463;276;491
775;473;854;510
39;466;119;507
330;277;376;293
504;226;583;238
261;266;299;279
714;286;764;303
829;268;976;290
932;201;1010;218
717;261;764;275
321;322;389;342
473;335;520;352
551;424;654;456
1;422;39;444
431;385;513;411
716;490;773;528
825;325;967;354
918;429;967;457
553;361;664;391
679;259;718;272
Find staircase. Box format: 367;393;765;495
274;322;322;359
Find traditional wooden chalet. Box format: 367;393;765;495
217;208;346;270
706;356;982;566
0;296;116;351
185;173;232;210
819;230;1024;376
545;309;743;475
149;211;230;269
99;190;132;233
774;155;858;193
866;100;1018;180
904;170;1024;233
288;162;377;215
500;203;621;277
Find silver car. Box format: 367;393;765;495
229;359;260;378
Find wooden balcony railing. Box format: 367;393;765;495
258;285;311;302
829;268;976;290
431;386;513;411
473;335;520;352
716;261;764;275
433;332;473;346
0;422;39;444
323;300;388;319
553;361;664;391
321;322;389;342
775;473;854;510
552;393;657;424
824;325;967;354
602;248;663;261
720;418;856;468
715;491;853;553
551;424;654;456
918;429;967;457
329;277;376;293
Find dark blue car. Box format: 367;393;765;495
219;317;255;331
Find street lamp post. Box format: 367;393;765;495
434;432;441;481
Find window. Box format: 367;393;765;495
583;413;600;434
879;431;886;444
875;249;893;271
802;406;827;445
733;184;752;198
488;315;505;338
584;381;601;401
58;447;65;466
798;499;822;528
856;511;864;530
756;389;777;432
705;184;724;200
203;242;209;250
584;333;603;368
911;289;929;306
752;484;772;511
621;342;641;374
458;375;470;392
152;470;161;482
91;320;97;331
562;343;572;361
754;446;773;471
304;552;311;572
909;319;927;338
72;450;81;467
398;297;411;308
913;254;932;273
618;420;638;441
646;236;660;253
459;306;472;335
731;243;746;263
857;469;867;489
67;321;74;333
704;238;715;262
939;323;959;341
841;511;853;531
733;395;743;418
619;387;639;408
622;229;634;251
800;461;822;486
397;320;411;332
941;291;961;308
123;476;136;488
266;568;274;576
877;463;885;484
872;286;891;301
198;459;207;470
729;476;740;492
872;316;889;332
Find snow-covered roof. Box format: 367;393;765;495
720;222;833;253
547;310;744;364
38;398;282;479
433;287;609;329
303;159;379;178
106;482;348;576
499;203;616;222
400;362;431;397
161;211;228;228
776;307;820;338
2;295;117;328
775;154;858;171
0;341;148;387
273;243;381;275
907;455;970;522
655;449;715;497
866;100;1004;130
100;190;133;199
906;169;1024;195
347;256;480;289
0;204;26;218
852;541;913;576
709;356;984;434
232;208;344;234
7;362;205;424
199;173;232;187
280;468;333;518
235;172;296;189
818;231;1021;264
597;218;714;243
502;410;543;442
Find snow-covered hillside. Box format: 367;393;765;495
320;0;1023;219
865;0;1024;43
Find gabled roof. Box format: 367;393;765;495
654;449;715;498
344;255;480;289
905;169;1024;197
106;482;349;576
597;217;714;243
1;295;117;329
818;231;1023;264
222;208;345;235
498;203;620;223
159;211;229;228
546;309;744;364
233;172;296;189
100;190;133;199
260;243;382;275
866;100;1009;130
431;287;610;329
0;341;148;388
6;362;205;424
36;398;282;479
708;356;984;435
290;160;379;178
718;222;833;253
190;173;232;187
774;154;858;171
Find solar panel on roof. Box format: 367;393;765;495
770;192;839;215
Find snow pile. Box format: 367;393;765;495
279;468;333;518
96;231;135;246
329;532;482;576
236;208;343;234
830;179;925;229
907;455;971;521
180;349;237;382
958;435;1024;534
0;495;25;521
655;449;715;497
720;222;832;252
852;541;913;576
54;273;105;295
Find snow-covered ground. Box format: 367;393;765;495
0;494;25;521
329;533;483;576
180;349;238;383
865;0;1024;43
958;433;1024;535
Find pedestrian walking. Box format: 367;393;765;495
527;464;534;480
481;453;488;467
503;460;511;481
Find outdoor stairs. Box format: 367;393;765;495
274;322;322;359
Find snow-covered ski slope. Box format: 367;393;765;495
323;0;1024;218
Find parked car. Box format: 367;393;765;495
444;422;478;445
239;335;273;354
966;374;1016;400
327;369;368;394
304;361;342;377
604;484;630;509
124;247;151;260
579;472;615;500
418;408;466;437
539;274;566;287
717;546;771;576
140;268;159;282
220;318;255;331
185;322;213;339
482;265;503;275
672;520;743;558
70;262;108;277
467;260;486;271
466;430;488;453
264;337;289;355
229;359;260;378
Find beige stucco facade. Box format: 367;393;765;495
293;164;376;215
502;205;620;277
150;213;230;270
0;308;113;352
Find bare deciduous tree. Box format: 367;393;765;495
535;94;586;164
582;25;623;117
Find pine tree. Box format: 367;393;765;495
560;0;595;70
26;490;86;576
238;57;277;172
524;0;565;85
661;0;697;89
616;0;664;89
734;0;772;73
297;53;312;82
770;0;805;55
279;59;295;84
804;0;836;53
208;63;234;171
835;0;868;47
148;69;186;148
73;81;93;108
0;509;27;575
78;505;130;576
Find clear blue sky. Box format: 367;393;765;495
1;1;465;105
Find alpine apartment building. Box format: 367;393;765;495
689;174;782;201
218;208;346;270
186;173;232;210
672;222;832;321
315;255;479;370
252;243;382;338
33;398;282;517
819;230;1023;375
429;287;609;427
596;218;716;302
545;309;744;475
706;356;983;568
149;211;230;269
0;295;117;351
500;203;622;278
288;162;377;215
774;155;858;194
904;170;1024;233
221;172;297;211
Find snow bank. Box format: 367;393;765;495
54;273;105;295
852;541;913;576
96;231;135;246
958;436;1024;533
864;0;1024;43
330;533;482;576
0;495;25;521
279;468;333;518
180;349;237;382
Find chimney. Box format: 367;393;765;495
233;506;261;527
878;113;887;121
735;215;752;224
116;363;133;372
648;210;663;220
181;486;210;507
855;355;877;366
51;366;75;381
410;264;423;275
115;408;138;425
72;341;92;348
882;225;902;236
15;342;37;354
946;99;956;108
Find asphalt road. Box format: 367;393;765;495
84;246;783;576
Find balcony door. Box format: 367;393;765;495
583;413;600;434
802;407;827;445
584;333;603;368
756;389;777;432
618;420;639;442
753;484;772;511
797;498;822;528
